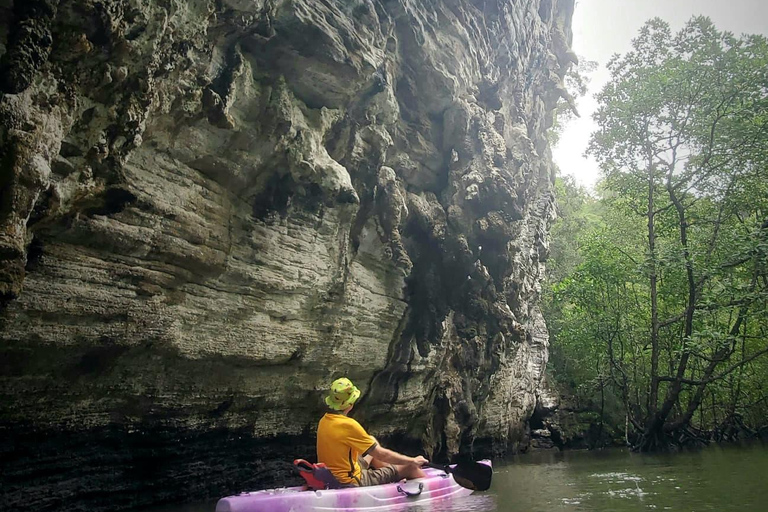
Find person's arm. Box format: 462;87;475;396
368;444;428;467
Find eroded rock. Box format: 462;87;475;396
0;0;575;509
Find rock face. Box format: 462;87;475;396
532;378;626;451
0;0;574;509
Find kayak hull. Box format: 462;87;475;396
215;461;490;512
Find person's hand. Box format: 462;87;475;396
412;455;429;467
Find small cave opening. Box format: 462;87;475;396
477;81;503;111
252;173;296;220
84;188;138;216
529;406;547;430
25;236;44;272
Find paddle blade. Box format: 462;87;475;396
452;461;492;491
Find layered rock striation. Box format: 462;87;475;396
0;0;575;509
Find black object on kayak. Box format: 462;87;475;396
425;461;492;491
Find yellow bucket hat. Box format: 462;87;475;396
325;378;361;411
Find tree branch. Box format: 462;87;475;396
658;345;768;386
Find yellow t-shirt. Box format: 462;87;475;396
316;413;377;485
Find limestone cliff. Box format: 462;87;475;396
0;0;575;509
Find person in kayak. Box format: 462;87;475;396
317;377;428;487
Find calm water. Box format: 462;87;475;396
484;443;768;512
146;443;768;512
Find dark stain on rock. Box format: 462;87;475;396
0;0;59;94
78;106;97;127
211;398;234;418
477;80;503;111
538;0;554;23
72;340;130;376
0;422;308;512
89;1;118;47
0;141;18;223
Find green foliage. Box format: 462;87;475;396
544;17;768;450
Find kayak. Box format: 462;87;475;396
214;460;492;512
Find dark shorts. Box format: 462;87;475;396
357;456;400;486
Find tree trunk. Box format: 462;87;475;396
646;158;661;419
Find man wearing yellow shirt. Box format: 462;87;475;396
317;377;428;486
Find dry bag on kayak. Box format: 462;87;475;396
293;459;345;490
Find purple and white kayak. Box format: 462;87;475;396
215;461;491;512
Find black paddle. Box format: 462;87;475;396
425;461;492;491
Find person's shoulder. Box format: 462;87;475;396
341;415;368;432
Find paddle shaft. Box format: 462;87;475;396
424;462;452;472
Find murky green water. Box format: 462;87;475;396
485;443;768;512
146;442;768;512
